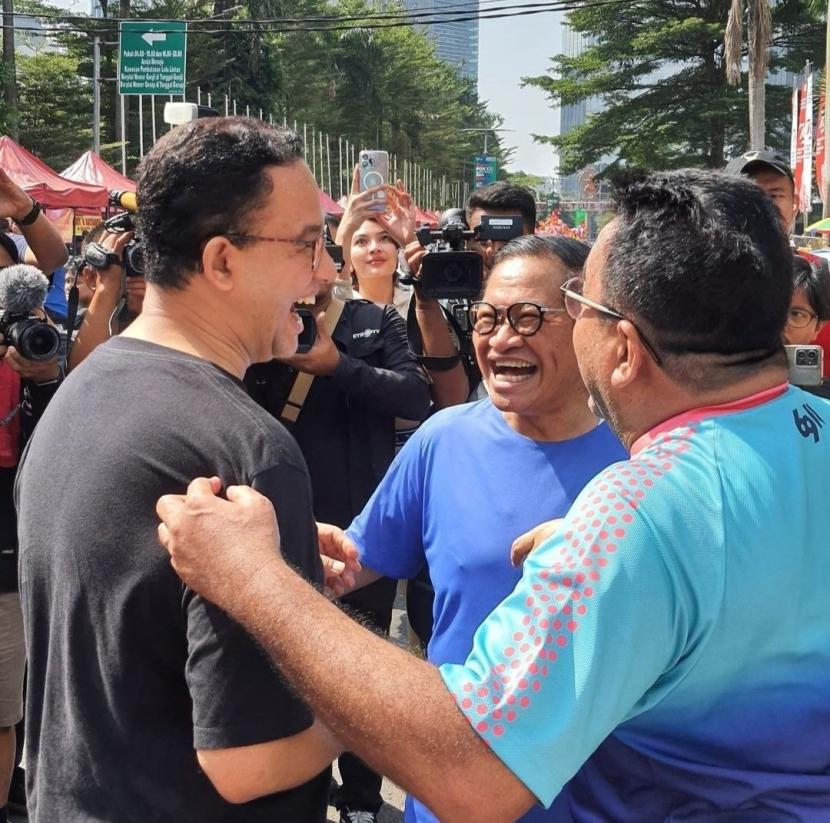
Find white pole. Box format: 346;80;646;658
225;94;229;116
138;94;144;158
233;99;237;115
338;137;344;200
120;95;127;174
207;92;211;108
197;86;201;105
92;36;101;153
325;134;332;196
303;123;308;163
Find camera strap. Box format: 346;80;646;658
280;297;345;424
64;281;80;360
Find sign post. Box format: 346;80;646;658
474;155;498;189
119;21;187;97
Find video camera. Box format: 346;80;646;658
0;265;61;361
405;213;524;300
102;191;143;278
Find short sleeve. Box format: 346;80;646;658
439;472;689;807
347;428;428;580
186;461;320;749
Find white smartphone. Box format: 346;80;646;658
358;150;389;212
785;344;824;387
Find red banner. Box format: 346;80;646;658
794;84;804;201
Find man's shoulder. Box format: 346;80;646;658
412;398;493;444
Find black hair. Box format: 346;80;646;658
136;117;304;288
605;169;792;387
467;182;537;233
492;234;590;276
792;255;830;321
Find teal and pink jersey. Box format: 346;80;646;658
440;384;830;821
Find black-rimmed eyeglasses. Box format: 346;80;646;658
469;301;566;337
223;230;326;272
560;277;663;365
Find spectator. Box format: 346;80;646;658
784;254;830;398
726;149;798;234
16;118;342;823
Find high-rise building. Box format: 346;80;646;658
402;0;479;84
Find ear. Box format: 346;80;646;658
609;320;648;390
200;236;237;293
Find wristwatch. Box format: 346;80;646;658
84;242;123;270
17;198;42;226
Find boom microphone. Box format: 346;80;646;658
0;264;50;313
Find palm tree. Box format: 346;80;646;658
724;0;772;150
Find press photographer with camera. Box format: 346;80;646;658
0;261;63;823
65;218;144;372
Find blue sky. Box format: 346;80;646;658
478;8;562;176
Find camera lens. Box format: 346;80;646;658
15;320;60;361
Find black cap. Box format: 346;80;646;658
725;149;794;182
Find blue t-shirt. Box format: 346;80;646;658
347;398;626;822
440;384;830;822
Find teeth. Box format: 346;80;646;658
496;372;534;384
494;360;535;369
296;296;316;305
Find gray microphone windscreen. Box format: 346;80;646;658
0;264;50;314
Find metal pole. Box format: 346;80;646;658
92;36;101;153
233;99;237;115
207;92;212;108
245;104;250;117
326;135;332;196
151;95;157;145
138;94;144;158
120;95;127;174
259;108;263;120
197;86;201;105
225;94;229;116
319;131;325;188
338;137;344;199
303;123;308;163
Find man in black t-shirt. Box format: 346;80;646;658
15;118;341;821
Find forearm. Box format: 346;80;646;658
227;558;534;821
19;212;68;273
414;301;469;408
333;354;430;420
197;720;341;803
68;286;121;371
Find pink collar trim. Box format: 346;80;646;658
631;382;790;456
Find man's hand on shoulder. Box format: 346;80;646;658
510;518;565;567
156;477;283;613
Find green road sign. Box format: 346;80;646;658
119;21;187;96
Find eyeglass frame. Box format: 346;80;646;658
222;229;327;272
560;277;663;366
468;300;567;337
785;306;819;329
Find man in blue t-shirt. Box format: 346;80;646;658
345;235;625;821
157;170;829;822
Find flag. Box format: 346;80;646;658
800;73;814;213
817;86;827;204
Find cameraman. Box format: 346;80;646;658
66;225;143;372
0;263;62;823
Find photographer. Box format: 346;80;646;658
66;222;144;372
0;261;62;823
336;169;470;410
784;254;830;398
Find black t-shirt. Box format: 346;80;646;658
15;336;328;823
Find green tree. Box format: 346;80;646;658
523;0;823;175
17;51;92;169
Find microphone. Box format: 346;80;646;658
110;190;138;212
0;264;50;314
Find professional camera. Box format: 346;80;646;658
0;265;61;361
104;191;143;277
406;213;524;300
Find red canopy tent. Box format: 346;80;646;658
320;190;344;216
0;136;108;210
61;150;135;193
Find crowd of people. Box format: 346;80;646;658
1;116;829;823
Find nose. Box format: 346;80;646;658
315;247;338;287
487;316;522;351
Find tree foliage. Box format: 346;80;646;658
6;0;506;195
523;0;824;175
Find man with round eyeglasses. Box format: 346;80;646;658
308;233;625;822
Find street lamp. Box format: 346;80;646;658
459;127;515;155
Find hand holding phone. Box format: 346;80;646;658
358;150;389;212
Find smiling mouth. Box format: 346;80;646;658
492;359;537;383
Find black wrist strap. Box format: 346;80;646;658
417;353;462;371
18;198;42;226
